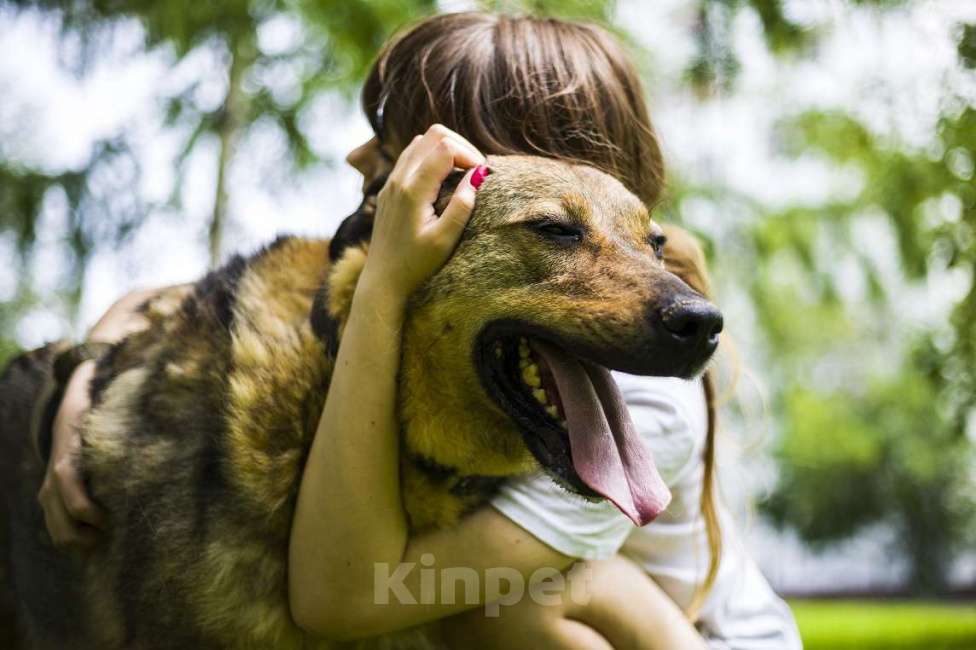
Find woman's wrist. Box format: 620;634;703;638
355;269;410;317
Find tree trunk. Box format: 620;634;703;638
209;36;251;268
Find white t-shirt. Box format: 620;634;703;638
491;374;802;650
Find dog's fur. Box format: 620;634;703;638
0;156;715;649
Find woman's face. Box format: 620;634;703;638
346;136;397;192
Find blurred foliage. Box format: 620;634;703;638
660;2;975;593
751;102;976;592
1;0;441;268
0;137;144;289
0;0;973;592
958;23;976;69
0;298;29;368
482;0;612;22
0;0;620;273
685;0;902;94
765;364;974;591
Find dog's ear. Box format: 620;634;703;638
312;243;369;356
433;169;470;217
328;174;387;263
320;175;385;353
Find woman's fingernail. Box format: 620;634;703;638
470;165;489;189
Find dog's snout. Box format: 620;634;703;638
660;300;724;347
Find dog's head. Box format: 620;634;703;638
326;155;721;525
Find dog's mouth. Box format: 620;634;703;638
476;325;671;526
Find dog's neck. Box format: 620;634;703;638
320;245;535;530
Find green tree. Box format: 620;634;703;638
753;109;976;591
764;359;974;592
730;26;975;592
2;0;442;270
636;1;973;592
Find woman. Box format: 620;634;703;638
41;12;800;649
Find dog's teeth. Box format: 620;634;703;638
522;363;540;387
533;388;548;404
546;405;558;418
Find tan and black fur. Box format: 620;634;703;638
0;156;719;649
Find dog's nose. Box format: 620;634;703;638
660;300;724;348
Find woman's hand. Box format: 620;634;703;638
359;124;487;301
38;360;106;549
37;285;185;549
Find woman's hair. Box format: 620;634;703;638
362;12;720;617
661;224;723;619
362;12;665;207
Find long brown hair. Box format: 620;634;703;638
363;11;720;616
660;224;723;619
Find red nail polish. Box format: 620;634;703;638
470;165;489;189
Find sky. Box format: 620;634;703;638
2;0;974;592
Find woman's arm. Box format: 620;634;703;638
289;126;579;638
443;555;707;650
38;284;189;549
645;497;803;648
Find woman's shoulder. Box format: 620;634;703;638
612;373;707;430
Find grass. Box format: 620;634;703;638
790;599;976;650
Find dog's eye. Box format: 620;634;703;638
649;234;667;259
532;221;584;244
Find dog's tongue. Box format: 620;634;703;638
533;342;671;526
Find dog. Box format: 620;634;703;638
0;155;722;649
